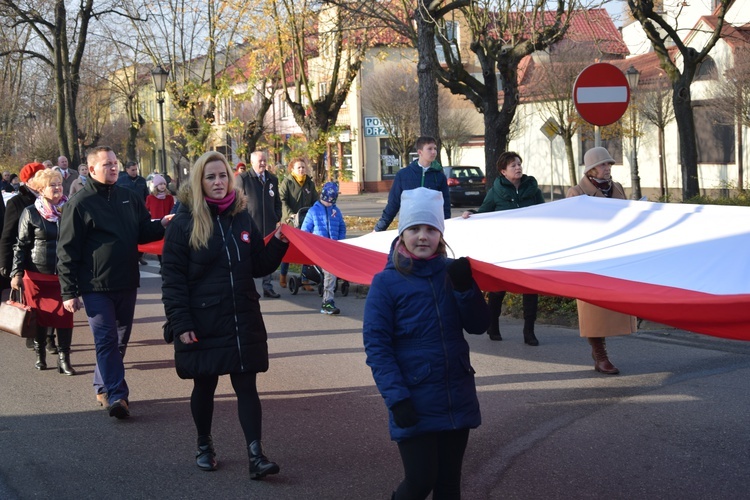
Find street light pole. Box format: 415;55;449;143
625;65;641;200
151;65;170;180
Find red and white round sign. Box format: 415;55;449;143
573;63;630;127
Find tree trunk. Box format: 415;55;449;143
659;126;666;198
416;3;440;148
483;109;506;190
673;77;700;199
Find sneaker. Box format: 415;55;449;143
96;393;109;408
139;258;148;266
320;301;340;315
109;399;130;419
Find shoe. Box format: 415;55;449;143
46;336;58;354
523;327;539;346
588;337;619;375
248;440;280;480
320;301;340;315
279;274;287;288
263;290;280;298
139;258;148;266
301;280;314;292
96;393;109;408
34;340;47;370
196;435;218;471
57;351;77;376
109;399;130;419
487;323;502;341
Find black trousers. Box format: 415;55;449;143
395;428;470;500
488;291;538;321
191;372;262;446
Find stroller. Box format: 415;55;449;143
287;206;350;297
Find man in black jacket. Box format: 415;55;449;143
58;146;172;419
238;151;282;298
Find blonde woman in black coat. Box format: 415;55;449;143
161;151;288;478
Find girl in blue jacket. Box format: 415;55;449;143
363;187;489;500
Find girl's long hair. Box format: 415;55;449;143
188;151;235;250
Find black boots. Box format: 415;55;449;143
196;435;217;471
588;337;619;374
523;319;539;346
56;328;76;375
57;351;76;376
33;340;47;370
487;292;503;341
46;332;58;354
248;440;279;480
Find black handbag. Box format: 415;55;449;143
0;289;37;338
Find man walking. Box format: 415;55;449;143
56;155;79;196
58;146;172;419
116;160;149;201
238;151;282;298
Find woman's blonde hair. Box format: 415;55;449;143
33;169;63;192
188;151;235;250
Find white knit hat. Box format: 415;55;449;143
398;187;445;235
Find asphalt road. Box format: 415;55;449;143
1;264;749;499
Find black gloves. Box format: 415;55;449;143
390;398;419;428
447;257;473;292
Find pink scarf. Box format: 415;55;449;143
35;195;67;222
204;189;236;213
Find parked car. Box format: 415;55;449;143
443;166;486;207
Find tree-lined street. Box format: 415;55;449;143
1;251;749;498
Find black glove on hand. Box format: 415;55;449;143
447;257;473;292
391;398;419;428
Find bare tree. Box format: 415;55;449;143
626;0;732;199
638;75;675;198
708;47;750;192
272;1;368;182
532;43;595;185
362;64;420;168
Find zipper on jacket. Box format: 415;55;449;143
217;216;244;371
429;275;457;429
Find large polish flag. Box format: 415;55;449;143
279;196;750;341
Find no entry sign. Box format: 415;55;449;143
573;63;630;127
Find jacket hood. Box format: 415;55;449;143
177;185;248;215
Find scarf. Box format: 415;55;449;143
204;189;236;214
154;190;167;200
396;240;440;261
587;176;613;198
292;172;307;187
35;195;67;222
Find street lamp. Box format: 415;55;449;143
151;65;170;178
625;65;641;199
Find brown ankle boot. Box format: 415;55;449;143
279;274;287;288
588;337;619;374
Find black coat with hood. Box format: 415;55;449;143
161;188;288;379
0;185;36;277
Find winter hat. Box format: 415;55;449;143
19;162;45;183
398;187;445;236
583;147;615;174
320;182;339;203
152;174;166;187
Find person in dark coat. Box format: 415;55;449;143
237;151;282;298
277;157;317;289
462;151;545;346
373;136;451;232
57;146;169;418
11;169;76;374
161;151;288;478
364;188;489;499
0;163;45;349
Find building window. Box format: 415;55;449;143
380;139;403;178
693;102;734;164
319;82;327;99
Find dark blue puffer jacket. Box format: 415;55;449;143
363;239;489;441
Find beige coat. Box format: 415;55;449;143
566;175;636;338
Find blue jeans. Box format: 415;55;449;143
83;290;137;403
279;262;289;276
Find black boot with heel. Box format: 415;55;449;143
248;440;279;480
56;328;76;375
